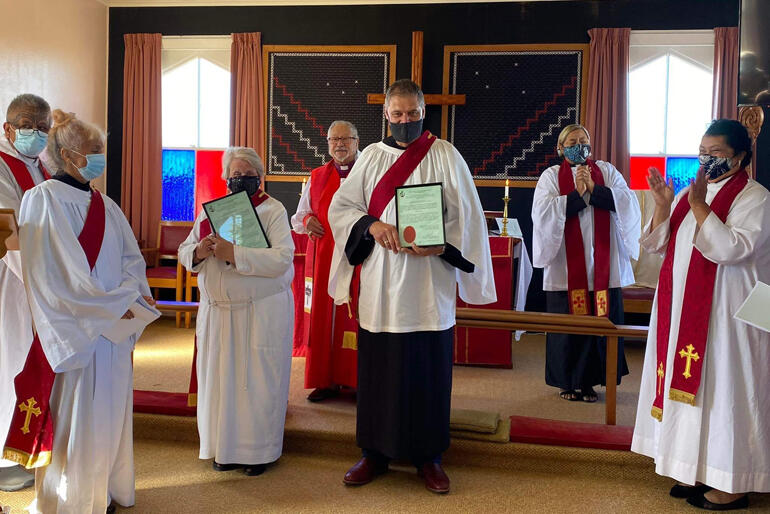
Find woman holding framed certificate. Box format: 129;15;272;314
178;147;295;477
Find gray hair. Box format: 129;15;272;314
46;109;105;173
328;120;359;138
557;124;590;147
6;94;51;124
384;79;425;109
221;146;265;180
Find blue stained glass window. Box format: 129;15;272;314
665;156;699;195
162;149;195;221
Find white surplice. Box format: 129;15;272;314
19;179;151;513
0;138;48;469
631;177;770;493
531;160;641;291
290;177;313;233
178;196;295;465
328;138;497;333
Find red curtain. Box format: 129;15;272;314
712;27;739;120
230;33;265;159
121;33;162;247
584;28;631;183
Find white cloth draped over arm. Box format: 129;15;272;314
233;201;295;277
531;166;567;268
442;144;496;305
327;146;377;304
19;187;141;372
604;161;642;260
290;178;313;234
178;212;206;273
695;182;770;265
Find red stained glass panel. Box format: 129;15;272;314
194;150;226;218
629;156;666;190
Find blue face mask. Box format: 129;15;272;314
13;129;48;158
562;143;591;165
70;150;106;181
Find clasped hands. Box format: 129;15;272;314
368;221;444;257
574;165;595;196
646;166;708;209
305;216;326;240
195;234;236;264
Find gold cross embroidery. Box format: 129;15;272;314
18;397;41;435
678;344;700;379
656;362;665;395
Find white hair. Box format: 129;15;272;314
47;109;105;173
328;120;359;138
221;146;265;180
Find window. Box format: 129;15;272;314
161;36;231;221
628;31;714;193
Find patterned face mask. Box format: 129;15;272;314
698;154;734;180
562;143;591;165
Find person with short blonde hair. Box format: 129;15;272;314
179;146;295;477
15;109;154;513
532;124;641;403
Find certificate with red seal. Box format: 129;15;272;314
395;182;446;248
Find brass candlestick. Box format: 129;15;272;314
501;196;510;237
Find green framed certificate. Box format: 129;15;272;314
395;182;446;247
202;191;271;248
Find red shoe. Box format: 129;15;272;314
343;457;388;486
419;462;450;494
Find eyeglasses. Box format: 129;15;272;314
16;128;48;136
327;137;358;143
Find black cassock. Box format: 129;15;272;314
545;287;629;390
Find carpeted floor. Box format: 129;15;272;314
6;318;769;512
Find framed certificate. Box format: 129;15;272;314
395;183;446;248
202;191;271;249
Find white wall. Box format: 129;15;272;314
0;0;108;190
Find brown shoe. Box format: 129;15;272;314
419;462;450;494
343;457;388;486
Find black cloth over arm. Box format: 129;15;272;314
565;190;588;218
589;184;616;212
345;214;378;265
439;243;475;273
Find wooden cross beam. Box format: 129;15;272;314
367;31;466;107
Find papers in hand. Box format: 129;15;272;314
103;299;161;343
734;281;770;333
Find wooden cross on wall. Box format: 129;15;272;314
367;31;466;108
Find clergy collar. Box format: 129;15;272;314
382;136;403;149
333;159;355;178
52;172;91;192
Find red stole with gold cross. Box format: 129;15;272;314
651;169;748;421
303;160;360;389
557;159;611;317
3;188;105;468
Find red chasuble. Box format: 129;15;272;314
3;188;105;468
557;159;611;316
189;190;271;406
651;170;748;421
303;161;359;389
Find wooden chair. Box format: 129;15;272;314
142;221;193;327
184;270;198;328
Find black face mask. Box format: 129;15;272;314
227;175;261;197
389;119;423;144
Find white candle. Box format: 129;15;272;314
505;179;509;198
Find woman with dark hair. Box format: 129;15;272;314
632;119;770;510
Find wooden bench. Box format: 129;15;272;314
622;286;655;314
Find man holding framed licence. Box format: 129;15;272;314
328;79;496;494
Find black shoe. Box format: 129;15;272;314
244;464;267;476
212;461;243;472
106;504;117;514
670;483;712;498
686;493;749;511
307;387;339;402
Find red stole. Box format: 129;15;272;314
303;161;359;389
651;170;749;420
199;190;270;238
3;189;105;468
558;159;611;316
0;151;51;191
189;190;271;405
